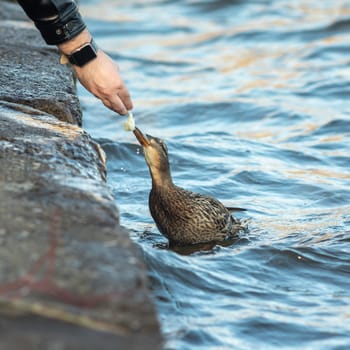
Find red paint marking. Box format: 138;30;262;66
0;208;130;308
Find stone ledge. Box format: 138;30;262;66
0;18;81;125
0;2;161;349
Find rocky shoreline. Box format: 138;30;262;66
0;2;161;349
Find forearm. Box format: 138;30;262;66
17;0;86;45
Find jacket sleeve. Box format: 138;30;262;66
17;0;86;45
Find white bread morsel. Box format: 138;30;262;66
124;111;135;131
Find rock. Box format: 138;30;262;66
0;2;161;349
0;7;82;125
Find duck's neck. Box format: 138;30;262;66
149;168;174;189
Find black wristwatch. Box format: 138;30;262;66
60;38;98;67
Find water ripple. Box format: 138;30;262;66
81;0;350;349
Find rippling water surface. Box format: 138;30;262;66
79;1;350;348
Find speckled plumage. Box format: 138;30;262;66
133;128;243;246
149;184;242;246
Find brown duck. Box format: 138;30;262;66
133;127;243;246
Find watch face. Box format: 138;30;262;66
70;43;98;67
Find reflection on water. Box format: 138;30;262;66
80;0;350;349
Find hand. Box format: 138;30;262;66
58;30;133;115
73;50;133;115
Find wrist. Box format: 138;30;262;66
58;29;92;55
58;30;99;67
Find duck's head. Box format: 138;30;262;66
134;127;172;185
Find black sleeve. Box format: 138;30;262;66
17;0;86;45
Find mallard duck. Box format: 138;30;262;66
133;127;243;246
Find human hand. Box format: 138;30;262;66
58;29;133;115
73;50;133;115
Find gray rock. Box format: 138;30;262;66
0;2;161;349
0;9;82;125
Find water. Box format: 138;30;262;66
79;1;350;348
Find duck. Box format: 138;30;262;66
133;127;244;246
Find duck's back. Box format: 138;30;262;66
149;185;240;245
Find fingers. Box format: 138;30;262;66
102;94;128;115
120;90;133;111
99;86;133;115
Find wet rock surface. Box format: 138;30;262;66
0;2;161;349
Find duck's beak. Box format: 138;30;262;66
133;127;151;147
